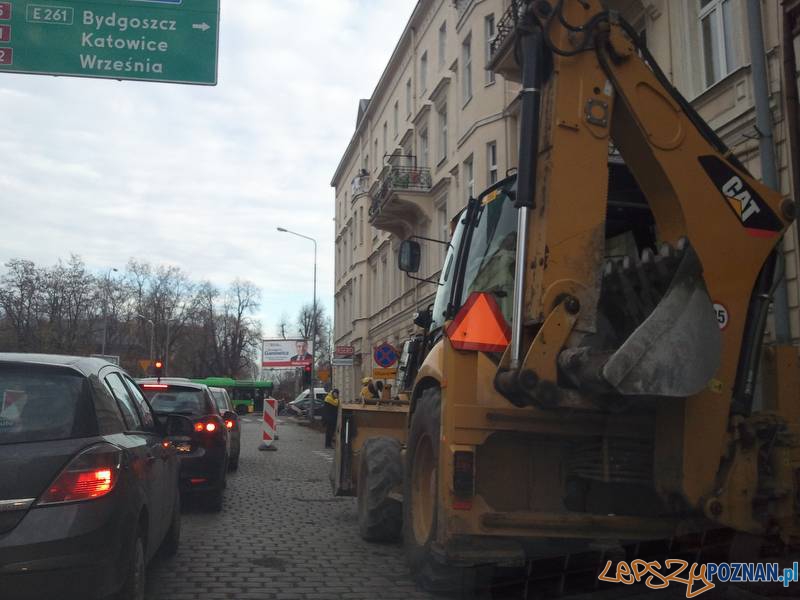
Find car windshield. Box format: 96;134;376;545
143;386;211;416
0;364;95;444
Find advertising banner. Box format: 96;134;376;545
262;339;314;368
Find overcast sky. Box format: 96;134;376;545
0;0;413;336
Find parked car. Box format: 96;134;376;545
139;378;234;511
0;353;187;600
209;386;240;471
288;387;327;419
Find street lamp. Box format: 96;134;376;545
136;313;155;363
277;226;317;422
101;268;119;356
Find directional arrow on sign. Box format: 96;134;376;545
193;23;211;31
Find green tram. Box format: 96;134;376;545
191;377;273;414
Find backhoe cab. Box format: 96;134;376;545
336;0;800;593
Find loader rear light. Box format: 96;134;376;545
38;444;121;505
452;499;473;511
453;451;475;498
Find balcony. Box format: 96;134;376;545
351;170;370;200
488;0;526;82
369;164;433;238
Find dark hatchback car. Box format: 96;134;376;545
0;354;184;600
139;378;232;510
209;387;240;471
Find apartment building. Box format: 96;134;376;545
331;0;800;400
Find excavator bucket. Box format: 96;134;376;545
601;246;722;396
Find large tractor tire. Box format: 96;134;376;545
403;388;482;596
357;436;403;542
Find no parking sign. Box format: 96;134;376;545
373;343;398;379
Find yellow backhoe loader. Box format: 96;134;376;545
333;0;800;594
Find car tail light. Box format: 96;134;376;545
38;444;122;506
225;419;235;430
142;384;169;390
194;420;221;433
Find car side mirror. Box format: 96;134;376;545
398;240;421;273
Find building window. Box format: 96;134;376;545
419;127;429;167
487;141;498;185
437;106;448;162
359;207;364;245
420;51;428;93
464;155;474;199
405;78;412;117
393;102;399;139
374;139;378;170
485;14;496;84
438;22;447;70
699;0;737;88
383;122;388;155
437;202;448;262
462;35;473;103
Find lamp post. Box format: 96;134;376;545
101;268;118;355
277;226;317;422
136;313;155;364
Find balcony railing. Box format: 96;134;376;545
369;166;433;217
490;0;525;59
351;171;370;199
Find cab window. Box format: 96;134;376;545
459;184;517;323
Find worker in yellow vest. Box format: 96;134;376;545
323;388;339;449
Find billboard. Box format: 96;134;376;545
262;339;314;368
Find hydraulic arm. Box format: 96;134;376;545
493;0;797;535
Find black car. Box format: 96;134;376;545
0;354;185;600
139;378;233;510
209;387;240;471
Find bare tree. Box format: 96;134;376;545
0;259;42;351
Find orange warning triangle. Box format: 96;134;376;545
446;292;511;353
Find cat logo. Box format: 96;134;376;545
722;175;761;223
699;156;783;238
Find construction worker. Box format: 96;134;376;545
323;388;339;449
360;377;378;401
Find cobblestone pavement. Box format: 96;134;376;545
144;416;438;600
145;418;782;600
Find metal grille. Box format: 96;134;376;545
568;437;653;485
490;0;526;58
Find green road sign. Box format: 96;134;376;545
0;0;219;85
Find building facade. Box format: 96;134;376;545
331;0;800;400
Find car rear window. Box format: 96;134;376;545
210;390;228;412
0;364;95;444
143;385;213;416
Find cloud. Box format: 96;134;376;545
0;0;413;338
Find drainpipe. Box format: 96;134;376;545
747;0;792;343
783;3;800;278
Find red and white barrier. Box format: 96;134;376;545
259;397;278;451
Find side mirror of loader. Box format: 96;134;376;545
398;240;422;273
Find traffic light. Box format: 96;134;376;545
303;364;312;387
154;360;164;380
